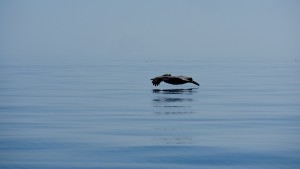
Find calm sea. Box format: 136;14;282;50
0;59;299;169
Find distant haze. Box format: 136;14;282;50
1;0;299;64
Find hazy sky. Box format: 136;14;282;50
0;0;299;64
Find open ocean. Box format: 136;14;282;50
0;59;299;169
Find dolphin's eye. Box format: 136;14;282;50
188;77;193;81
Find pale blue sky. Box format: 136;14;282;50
0;0;299;64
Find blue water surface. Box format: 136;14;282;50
0;59;299;169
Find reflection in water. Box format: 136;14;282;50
154;111;194;115
152;88;197;104
153;97;193;103
159;137;194;145
152;88;197;105
152;88;197;145
152;88;197;110
152;88;197;94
